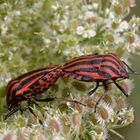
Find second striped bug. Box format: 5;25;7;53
61;53;136;111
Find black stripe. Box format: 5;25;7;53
29;72;56;89
101;65;120;76
64;59;102;69
15;72;47;91
71;68;111;79
63;59;120;70
64;58;127;76
15;67;49;80
6;80;18;94
15;66;60;80
65;54;102;65
104;55;128;76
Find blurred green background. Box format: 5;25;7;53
109;1;140;139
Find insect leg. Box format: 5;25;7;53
94;81;109;113
4;106;20;120
113;80;128;97
35;98;55;102
54;98;86;106
88;81;99;96
28;100;43;125
36;98;86;106
94;93;106;113
20;107;23;114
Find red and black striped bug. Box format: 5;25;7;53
5;65;62;124
61;53;136;111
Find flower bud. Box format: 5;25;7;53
113;3;122;15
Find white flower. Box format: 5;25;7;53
109;12;115;20
85;11;95;19
129;0;136;7
44;38;51;44
118;108;134;124
82;30;96;38
76;26;85;35
52;2;60;10
1;24;8;35
13;10;21;16
87;4;93;10
95;102;114;126
88;30;96;38
118;21;129;32
105;8;110;15
93;3;99;9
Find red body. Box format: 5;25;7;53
6;65;63;110
61;53;129;81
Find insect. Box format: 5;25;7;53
61;53;136;111
5;65;63;123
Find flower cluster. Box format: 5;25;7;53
0;0;139;139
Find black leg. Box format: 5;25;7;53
36;97;86;106
94;93;106;113
103;81;109;91
94;81;109;112
35;98;55;102
28;100;43;125
20;107;23;114
54;98;86;106
113;80;128;97
4;106;20;120
88;82;99;96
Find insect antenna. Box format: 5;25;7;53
122;61;140;75
4;106;20;120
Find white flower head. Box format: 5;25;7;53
93;3;99;10
13;10;21;16
91;126;108;140
52;2;60;10
95;102;114;126
87;30;96;38
109;12;115;20
76;26;85;35
118;107;134;124
44;38;51;44
117;21;129;32
87;4;93;10
85;11;95;19
81;28;96;39
1;24;8;35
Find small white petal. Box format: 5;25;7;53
118;21;129;32
88;30;96;38
93;3;99;9
44;38;51;44
85;11;95;19
76;26;85;35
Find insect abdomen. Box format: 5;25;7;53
61;53;129;81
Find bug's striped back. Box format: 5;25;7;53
61;53;129;81
6;65;63;110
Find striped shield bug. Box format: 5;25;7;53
5;65;85;124
5;65;62;123
61;53;136;112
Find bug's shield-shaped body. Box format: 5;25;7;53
6;65;62;111
61;53;130;99
61;53;129;81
